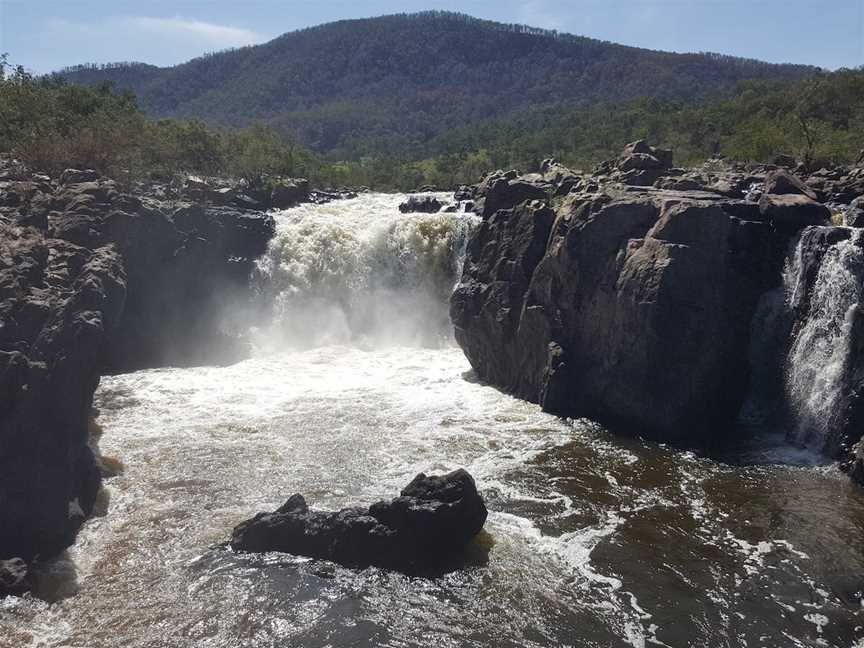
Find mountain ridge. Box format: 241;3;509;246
57;11;821;158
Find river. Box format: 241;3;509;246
2;194;863;648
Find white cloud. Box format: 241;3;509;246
515;0;566;31
39;15;269;71
127;16;264;48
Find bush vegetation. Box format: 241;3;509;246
2;53;862;192
58;12;817;160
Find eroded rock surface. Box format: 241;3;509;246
451;144;861;449
231;469;488;572
0;162;278;575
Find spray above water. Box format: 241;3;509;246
252;193;478;349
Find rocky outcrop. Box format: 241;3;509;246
452;190;774;443
763;169;819;200
168;175;310;211
451;143;859;448
231;469;487;572
399;195;443;213
0;162;278;578
617;140;673;172
0;217;123;562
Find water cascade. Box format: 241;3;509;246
4;197;864;648
253;193;478;348
783;227;864;448
743;226;864;454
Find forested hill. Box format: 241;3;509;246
57;11;819;158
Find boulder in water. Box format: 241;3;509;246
399;196;443;213
230;469;488;572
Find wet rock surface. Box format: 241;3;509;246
231;469;488;572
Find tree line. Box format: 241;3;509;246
2;53;862;192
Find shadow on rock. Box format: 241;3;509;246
230;469;489;576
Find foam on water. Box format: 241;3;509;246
3;196;864;648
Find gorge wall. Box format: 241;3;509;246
0;163;278;569
451;144;864;468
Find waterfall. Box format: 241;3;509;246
782;227;864;448
253;193;478;349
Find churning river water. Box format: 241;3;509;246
2;194;864;648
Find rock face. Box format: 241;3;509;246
1;206;125;562
452;193;774;443
758;193;831;228
231;469;488;572
33;174;276;371
0;162;278;571
451;143;862;448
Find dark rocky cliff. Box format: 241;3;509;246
0;162;278;575
451;144;864;462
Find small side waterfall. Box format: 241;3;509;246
743;225;864;453
783;228;864;448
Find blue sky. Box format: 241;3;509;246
1;0;862;74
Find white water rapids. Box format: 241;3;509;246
2;194;864;647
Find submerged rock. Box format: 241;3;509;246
231;469;488;571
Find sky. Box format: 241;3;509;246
1;0;862;74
